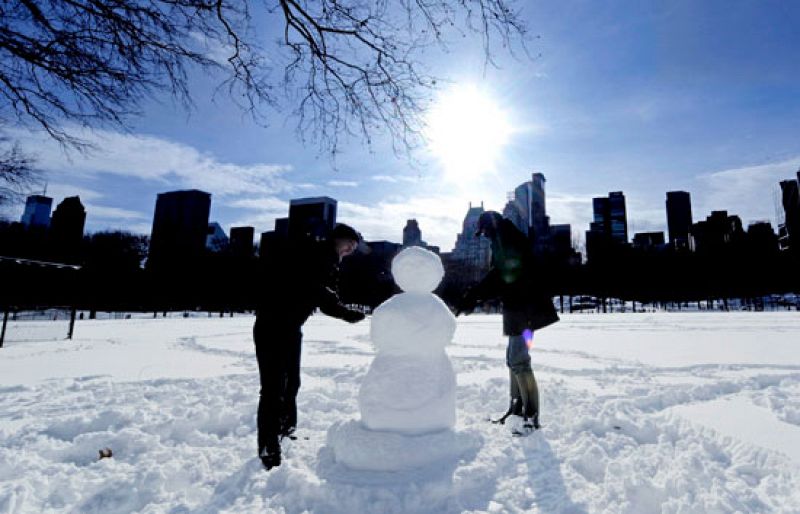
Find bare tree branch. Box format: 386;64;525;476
0;136;41;206
0;0;528;159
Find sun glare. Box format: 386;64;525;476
426;85;513;182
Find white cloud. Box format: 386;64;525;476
371;175;421;184
327;180;359;188
228;196;290;211
694;157;800;227
337;196;473;250
13;127;294;198
86;205;148;221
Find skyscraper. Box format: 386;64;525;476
451;202;491;281
586;192;628;263
20;195;52;228
288;197;337;241
608;192;628;244
148;189;212;270
230;226;255;257
49;196;86;263
780;170;800;251
403;219;422;247
530;173;549;242
501;172;551;254
206;222;229;252
503;181;531;236
666;191;693;248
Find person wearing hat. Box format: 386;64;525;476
457;211;559;435
254;222;366;470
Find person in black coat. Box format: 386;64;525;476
254;223;365;470
458;211;559;433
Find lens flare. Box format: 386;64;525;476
523;329;534;349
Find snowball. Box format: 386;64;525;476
358;353;456;434
369;293;456;353
391;246;444;293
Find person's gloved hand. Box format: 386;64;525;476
342;310;366;323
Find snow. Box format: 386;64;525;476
0;312;797;512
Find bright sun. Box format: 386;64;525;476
426;85;513;182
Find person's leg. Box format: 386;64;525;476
279;327;303;438
254;320;288;468
507;333;540;428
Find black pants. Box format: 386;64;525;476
254;319;302;452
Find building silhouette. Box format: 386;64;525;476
780;170;800;251
148;189;211;270
288;197;337;241
403;219;423;247
586;191;628;262
49;196;86;263
230;226;255;257
20;195;52;228
206;222;228;252
503;182;531;236
502;172;551;254
666;191;693;249
746;222;779;255
690;210;744;254
632;231;665;251
450;202;491;281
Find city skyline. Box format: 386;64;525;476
3;1;800;250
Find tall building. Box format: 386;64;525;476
451;202;491;281
501;172;551;254
530;173;549;243
148;189;212;270
666;191;693;248
230;226;255;257
20;195;52;228
288;197;337;241
608;192;628;244
549;223;577;262
502;182;531;236
403;219;422;247
49;196;86;262
586;191;628;262
780;170;800;251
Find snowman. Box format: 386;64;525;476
328;246;464;471
359;246;457;434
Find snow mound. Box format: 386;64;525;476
391;246;443;293
327;420;479;471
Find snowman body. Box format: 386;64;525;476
358;246;457;434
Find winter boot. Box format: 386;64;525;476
513;369;540;425
259;444;281;470
508;415;535;437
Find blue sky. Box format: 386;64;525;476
5;0;800;251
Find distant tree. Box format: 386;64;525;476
0;136;39;205
84;231;149;272
1;0;527;156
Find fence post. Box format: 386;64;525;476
67;307;77;340
0;306;8;348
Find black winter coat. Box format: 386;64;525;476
471;219;559;336
256;238;357;328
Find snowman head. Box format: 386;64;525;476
392;246;444;293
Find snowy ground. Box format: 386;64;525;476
1;312;799;513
